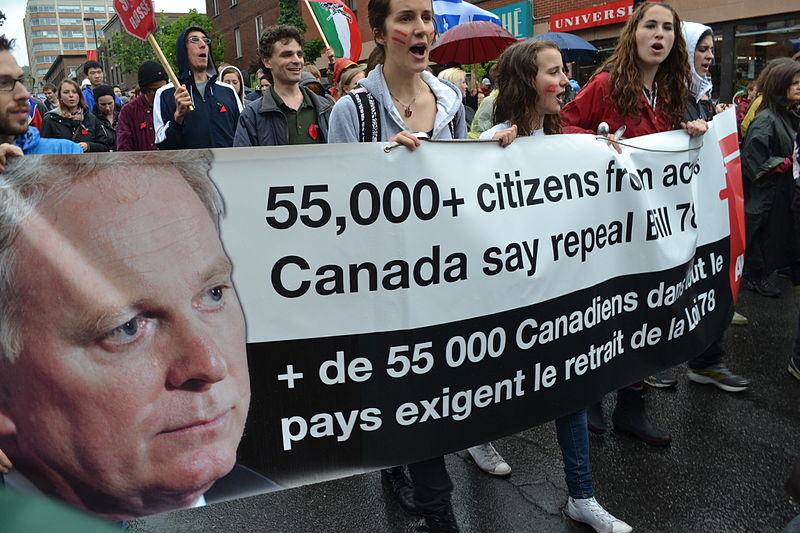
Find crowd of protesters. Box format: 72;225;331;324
1;0;800;530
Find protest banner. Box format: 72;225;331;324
219;110;744;488
0;111;742;517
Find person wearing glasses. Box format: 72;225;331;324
116;61;168;151
0;36;80;167
154;27;243;150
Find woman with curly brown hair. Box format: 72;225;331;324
562;2;707;447
561;1;706;139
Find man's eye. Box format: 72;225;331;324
103;316;147;346
200;285;227;306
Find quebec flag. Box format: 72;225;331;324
433;0;502;34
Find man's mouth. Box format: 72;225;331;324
161;409;231;435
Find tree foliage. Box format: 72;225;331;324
0;11;6;27
107;9;224;76
304;38;325;64
277;0;307;32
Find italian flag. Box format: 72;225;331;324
306;0;362;61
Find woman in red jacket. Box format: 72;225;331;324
561;1;707;446
562;2;706;140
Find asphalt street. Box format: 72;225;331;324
131;277;800;533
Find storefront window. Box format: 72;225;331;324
733;18;800;93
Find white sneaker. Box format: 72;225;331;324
564;496;632;533
467;442;511;476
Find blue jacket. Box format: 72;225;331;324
82;86;123;112
14;126;82;155
153;27;242;149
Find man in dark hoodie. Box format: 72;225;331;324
154;27;242;149
233;25;332;147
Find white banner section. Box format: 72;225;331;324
211;110;738;343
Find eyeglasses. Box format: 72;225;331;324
0;76;25;93
187;36;211;45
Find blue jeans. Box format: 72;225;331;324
555;409;593;498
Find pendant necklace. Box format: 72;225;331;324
390;81;425;118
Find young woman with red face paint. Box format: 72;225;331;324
328;0;465;530
480;40;633;533
328;0;466;148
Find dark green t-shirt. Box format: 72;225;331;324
271;87;320;145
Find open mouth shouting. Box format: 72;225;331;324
409;42;428;60
651;42;665;54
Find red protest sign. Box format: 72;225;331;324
114;0;156;41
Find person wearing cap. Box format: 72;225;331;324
233;25;332;147
117;61;169;151
91;84;120;149
154;27;243;149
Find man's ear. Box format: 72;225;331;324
261;57;272;71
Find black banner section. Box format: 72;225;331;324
240;238;732;487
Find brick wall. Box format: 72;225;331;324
208;0;281;78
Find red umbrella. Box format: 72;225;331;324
430;21;518;65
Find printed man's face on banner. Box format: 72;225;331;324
0;167;250;520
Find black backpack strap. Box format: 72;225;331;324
348;87;381;142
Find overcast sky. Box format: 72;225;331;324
4;0;207;67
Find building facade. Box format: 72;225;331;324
42;53;87;88
23;0;117;89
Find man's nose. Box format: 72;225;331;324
14;80;30;101
166;319;229;391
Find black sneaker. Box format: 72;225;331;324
745;277;781;298
789;357;800;381
645;371;678;388
688;363;750;392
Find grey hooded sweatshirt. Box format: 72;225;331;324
328;64;466;143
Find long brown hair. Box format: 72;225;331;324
594;2;689;127
58;79;88;112
493;40;562;136
755;58;800;115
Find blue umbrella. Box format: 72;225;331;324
530;31;598;63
